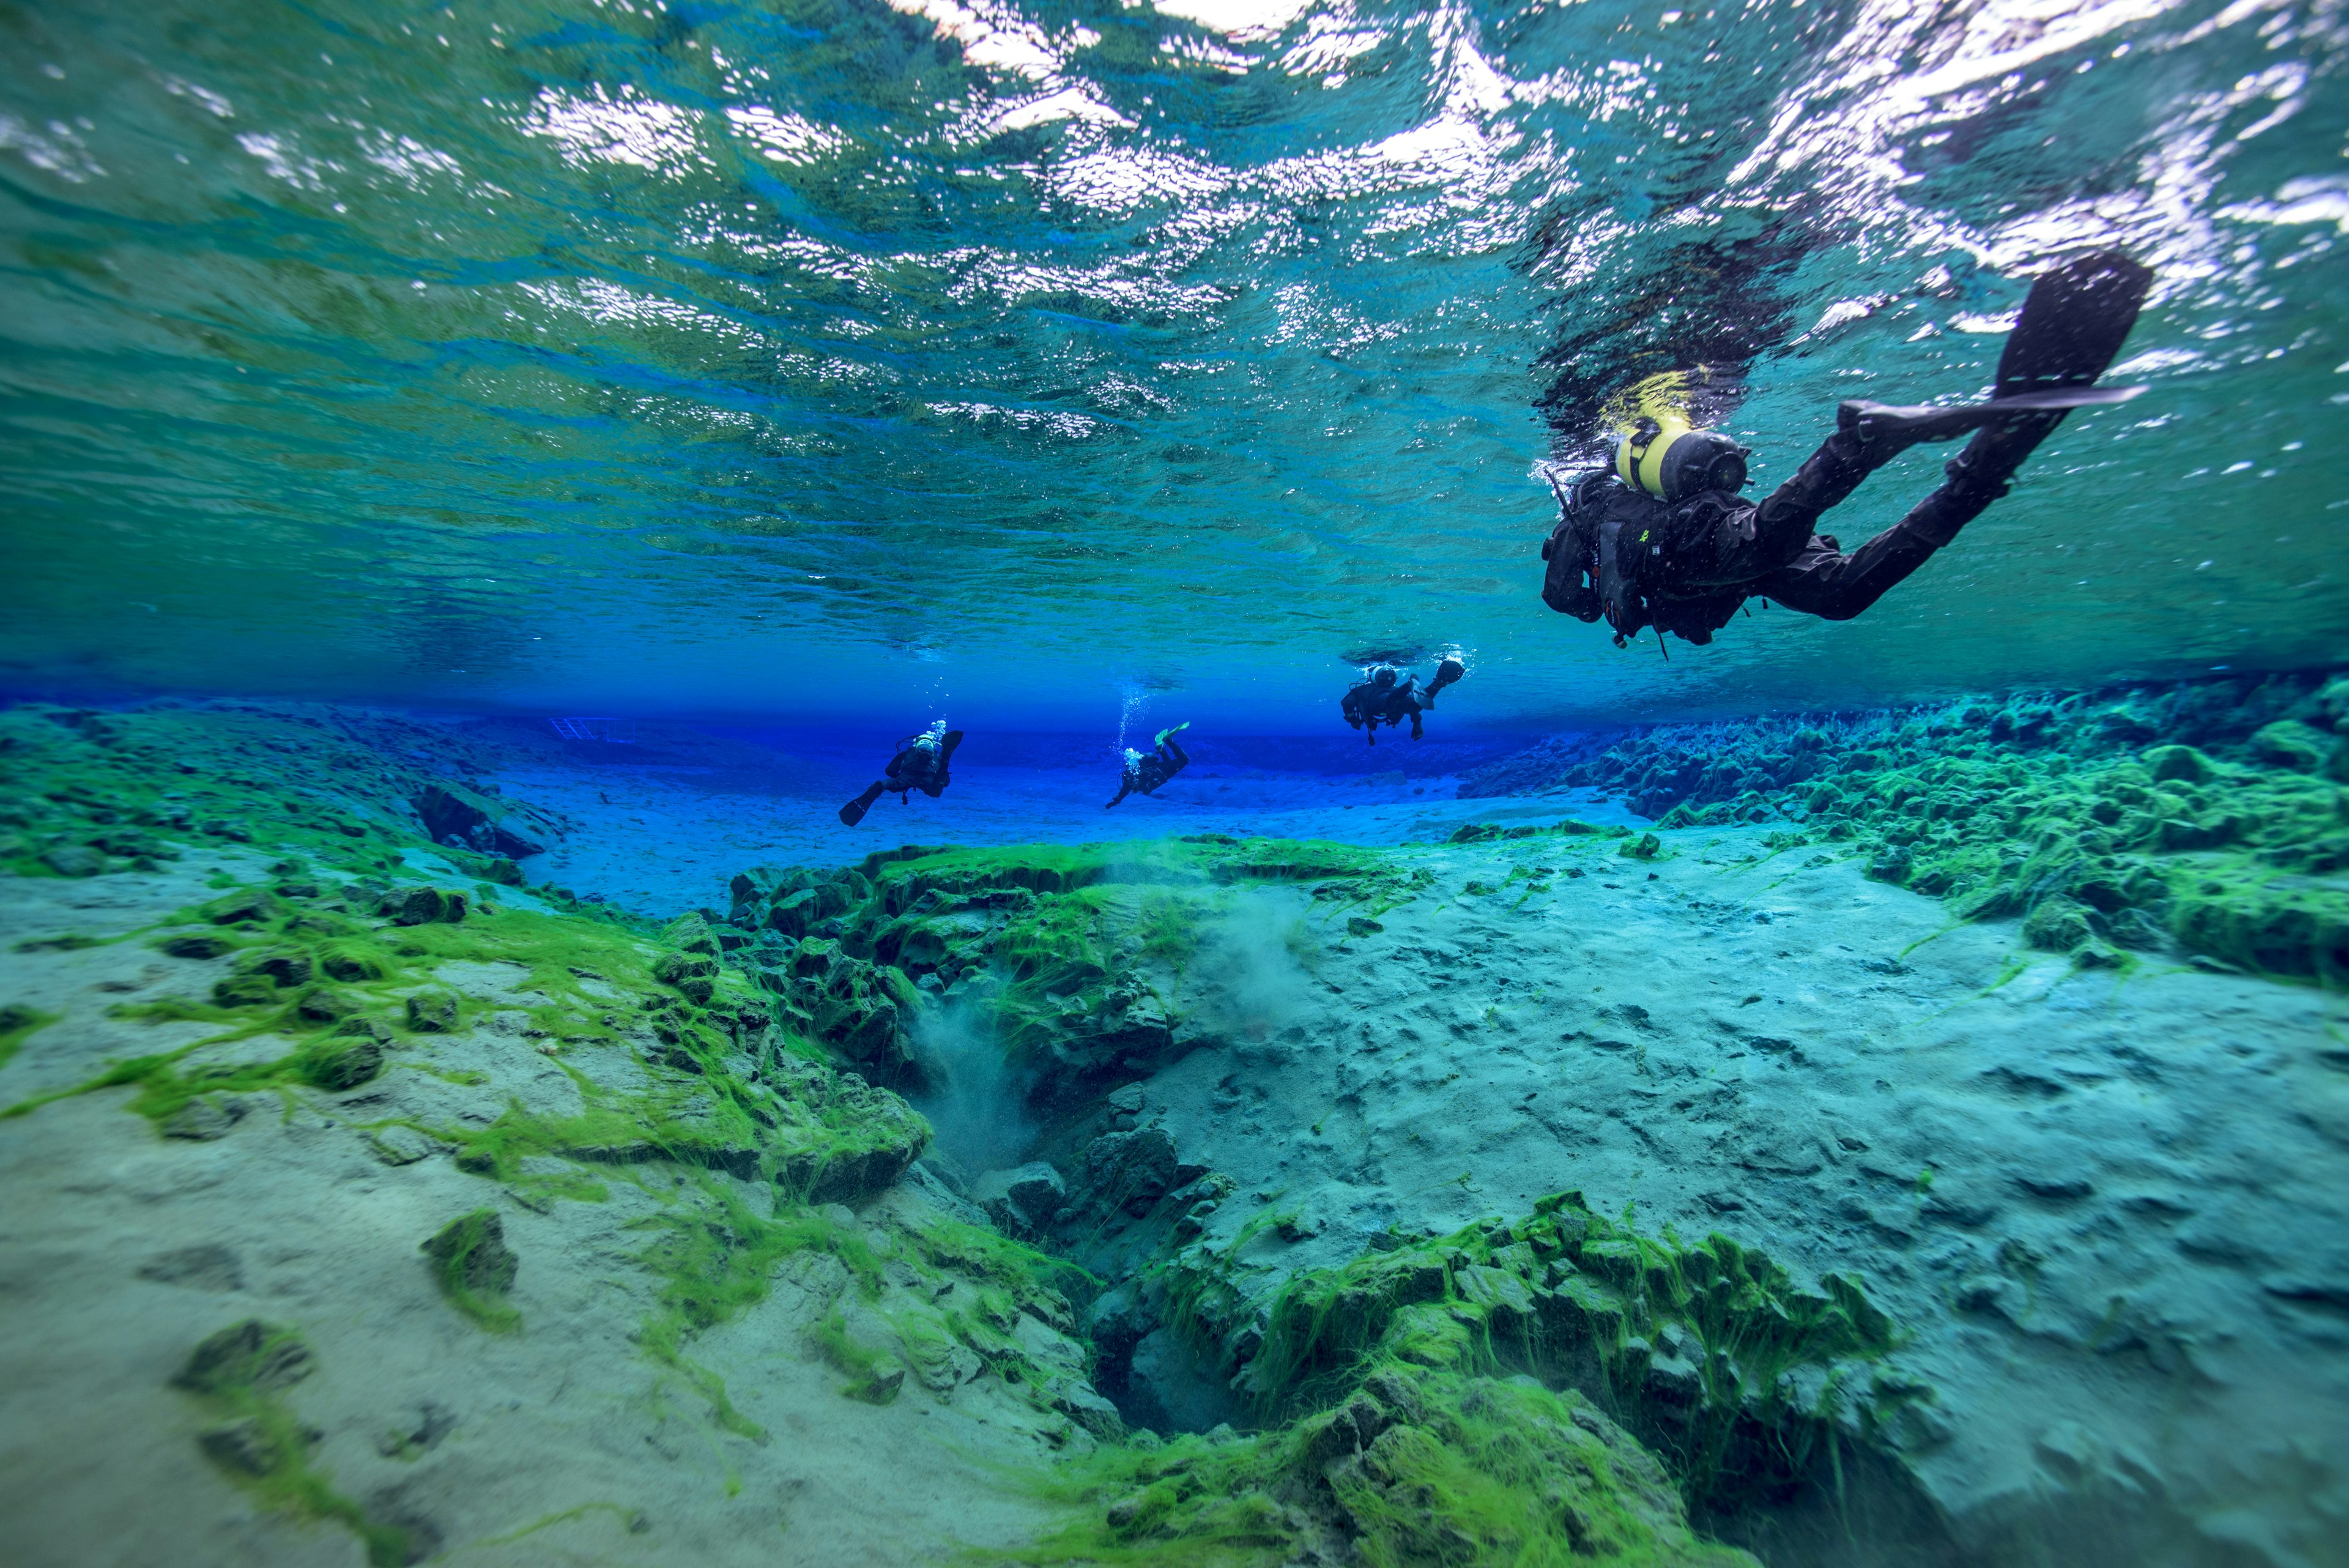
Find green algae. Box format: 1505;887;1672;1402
1491;675;2349;983
985;1363;1755;1567
0;1003;58;1074
1148;1191;1906;1523
171;1320;414;1568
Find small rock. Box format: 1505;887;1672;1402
421;1211;519;1297
405;992;460;1033
40;844;107;878
386;887;467;926
302;1034;383;1091
294;987;354;1025
138;1244;243;1292
376;1402;458;1458
1346;916;1384;937
248;951;313;989
160;934;234;960
368;1126;442;1166
163;1096;247;1142
199;1417;289;1476
174;1319;313;1395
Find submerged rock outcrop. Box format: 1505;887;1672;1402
7;685;2345;1567
1465;671;2349;982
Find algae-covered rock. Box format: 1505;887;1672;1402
405;992;459;1032
39;843;106;877
2144;743;2216;783
2251;720;2332;772
160;932;234;960
384;886;467;926
660;912;720;956
202;890;284;926
974;1161;1068;1236
300;1032;383;1091
2022;897;2098;953
412;780;551;858
173;1318;313;1395
652;948;720;1007
163;1096;248;1141
210;974;280;1008
245;951;313;989
421;1209;520;1332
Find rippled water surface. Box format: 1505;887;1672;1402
4;0;2346;725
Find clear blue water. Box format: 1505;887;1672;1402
4;0;2347;730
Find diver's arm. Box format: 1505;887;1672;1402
1105;778;1132;809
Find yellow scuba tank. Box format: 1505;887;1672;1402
1614;415;1751;503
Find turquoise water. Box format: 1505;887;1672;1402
5;0;2347;727
5;12;2349;1567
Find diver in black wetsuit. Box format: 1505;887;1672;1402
1107;724;1189;809
1539;251;2153;648
839;722;962;827
1341;658;1466;746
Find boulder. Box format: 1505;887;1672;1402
2022;897;2097;953
405;992;460;1033
39;844;106;878
1084;1127;1180;1216
246;951;313;989
660;912;720;956
2251;720;2331;773
161;934;234;960
422;1211;519;1298
2143;745;2215;784
411;781;550;858
163;1096;247;1141
301;1033;383;1091
974;1161;1068;1235
173;1318;312;1395
384;887;467;926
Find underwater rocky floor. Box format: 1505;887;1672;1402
1;678;2345;1568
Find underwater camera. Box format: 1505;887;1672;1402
1614;415;1750;503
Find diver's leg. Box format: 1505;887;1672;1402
1162;738;1189;769
1757;412;2061;620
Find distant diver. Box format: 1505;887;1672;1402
1539;250;2153;648
1107;723;1190;809
1341;658;1466;746
839;721;962;827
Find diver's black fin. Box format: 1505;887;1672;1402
1841;250;2153;447
1841;384;2144;444
838;782;885;827
1997;249;2154;396
938;729;963;767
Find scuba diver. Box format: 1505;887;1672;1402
1106;723;1190;809
1341;658;1466;746
839;721;962;827
1539;251;2153;647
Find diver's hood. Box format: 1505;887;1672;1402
1615;415;1750;503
